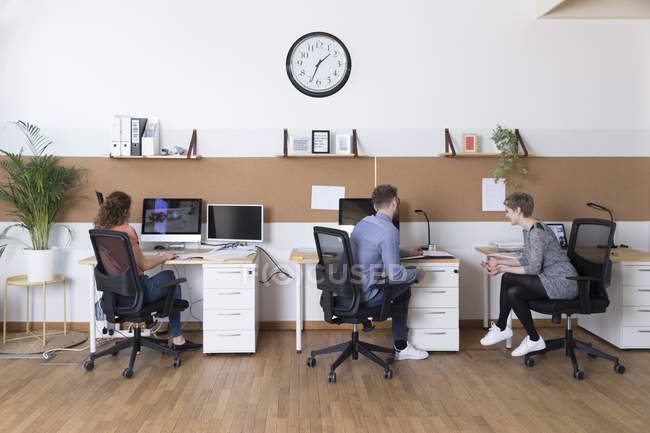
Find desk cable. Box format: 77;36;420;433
256;246;294;284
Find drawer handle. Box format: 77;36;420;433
215;271;241;274
423;290;446;294
218;333;241;337
638;330;650;333
425;332;447;335
217;313;241;316
218;292;241;295
425;311;446;315
638;269;650;272
429;270;446;273
637;309;650;313
638;289;650;292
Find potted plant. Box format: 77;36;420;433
491;124;528;188
0;121;85;282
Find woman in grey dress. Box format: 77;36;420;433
479;192;578;357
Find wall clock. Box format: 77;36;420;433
286;32;351;98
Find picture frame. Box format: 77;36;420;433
335;134;352;154
462;133;479;153
312;130;330;154
291;135;311;154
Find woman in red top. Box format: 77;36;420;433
94;191;201;352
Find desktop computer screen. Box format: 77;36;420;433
141;198;202;243
207;204;264;243
338;198;399;230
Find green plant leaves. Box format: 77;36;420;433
490;124;528;188
0;121;85;250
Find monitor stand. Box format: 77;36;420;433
168;243;185;251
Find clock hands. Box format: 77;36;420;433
309;53;331;83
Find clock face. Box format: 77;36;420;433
286;32;351;98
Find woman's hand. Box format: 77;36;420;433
481;260;504;275
408;247;424;257
162;251;177;261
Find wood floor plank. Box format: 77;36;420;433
1;328;649;433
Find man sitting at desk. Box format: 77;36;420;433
349;184;428;360
94;191;201;352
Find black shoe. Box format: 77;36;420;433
172;339;202;352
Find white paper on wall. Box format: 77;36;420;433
311;186;345;210
482;178;506;212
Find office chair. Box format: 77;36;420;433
524;218;625;380
307;226;400;383
83;229;189;379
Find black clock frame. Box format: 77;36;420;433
286;31;352;98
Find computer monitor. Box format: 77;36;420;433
207;204;264;243
338;198;399;230
141;198;202;243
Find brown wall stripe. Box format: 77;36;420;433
0;156;648;223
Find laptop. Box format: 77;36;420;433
547;223;568;249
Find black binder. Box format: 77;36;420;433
130;117;147;156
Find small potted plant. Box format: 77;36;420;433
491;124;528;188
0;121;85;282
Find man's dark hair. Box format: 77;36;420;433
372;184;398;209
504;192;534;217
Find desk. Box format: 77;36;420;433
290;248;461;353
79;250;258;355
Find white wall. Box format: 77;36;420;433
0;0;648;323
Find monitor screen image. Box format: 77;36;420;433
141;198;202;240
207;204;264;242
547;223;568;249
338;198;399;230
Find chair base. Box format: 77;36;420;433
524;317;625;380
306;326;394;382
83;326;181;378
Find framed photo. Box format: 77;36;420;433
462;133;479;152
291;136;310;154
312;130;330;154
335;134;351;154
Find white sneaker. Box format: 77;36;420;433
480;322;513;346
394;342;429;360
511;336;546;357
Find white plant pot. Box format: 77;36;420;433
24;248;59;282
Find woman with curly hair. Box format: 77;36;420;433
94;191;201;352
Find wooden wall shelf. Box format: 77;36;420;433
444;128;531;158
281;128;362;157
109;155;201;160
275;153;368;158
439;152;536;158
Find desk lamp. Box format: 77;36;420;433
414;209;433;251
587;202;614;222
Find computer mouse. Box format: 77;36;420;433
154;245;166;250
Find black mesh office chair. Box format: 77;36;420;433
83;229;189;378
306;227;401;383
524;218;625;379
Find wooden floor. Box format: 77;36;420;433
1;327;649;433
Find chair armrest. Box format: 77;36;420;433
154;278;187;318
374;281;396;321
566;276;598;314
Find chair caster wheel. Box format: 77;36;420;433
614;363;625;374
384;369;393;379
122;368;133;379
173;356;181;368
306;357;316;367
327;372;336;383
588;353;597;359
387;355;395;364
573;370;584;380
524;357;535;368
83;360;94;371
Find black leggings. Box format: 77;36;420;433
497;273;548;341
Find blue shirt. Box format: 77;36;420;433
350;212;422;302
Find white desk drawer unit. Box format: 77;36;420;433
579;258;650;349
202;264;258;354
407;264;459;351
